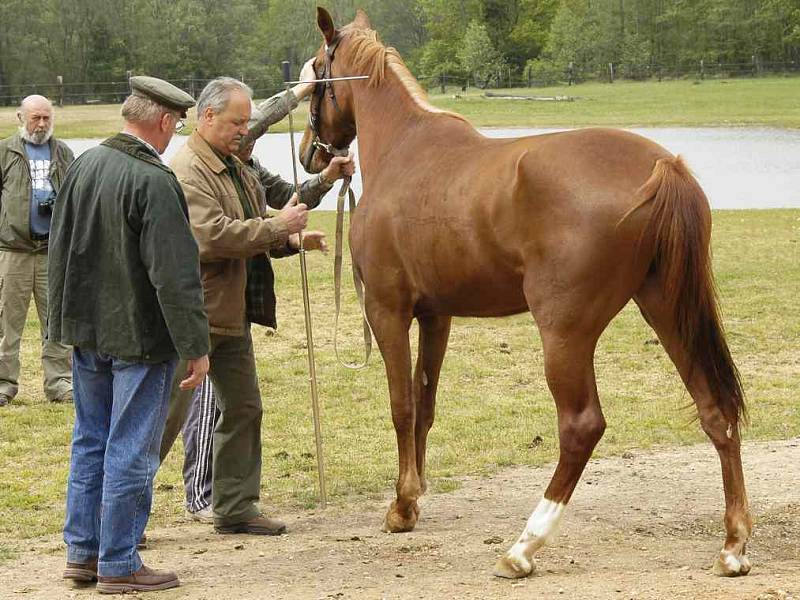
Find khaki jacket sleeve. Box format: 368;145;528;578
179;170;289;262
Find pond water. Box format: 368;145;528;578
65;127;800;211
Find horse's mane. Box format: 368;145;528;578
341;26;467;122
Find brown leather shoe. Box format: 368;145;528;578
63;558;97;583
215;514;286;536
96;564;179;594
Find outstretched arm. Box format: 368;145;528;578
242;59;317;145
256;153;356;211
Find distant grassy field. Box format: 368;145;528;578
1;76;799;139
434;76;800;129
0;208;797;563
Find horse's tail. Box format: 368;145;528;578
626;155;746;425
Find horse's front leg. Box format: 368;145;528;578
366;297;419;532
413;314;451;494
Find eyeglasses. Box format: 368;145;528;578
165;111;186;133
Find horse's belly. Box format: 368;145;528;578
413;270;528;318
354;205;529;317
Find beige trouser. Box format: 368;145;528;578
0;250;72;401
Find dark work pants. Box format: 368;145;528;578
161;326;262;526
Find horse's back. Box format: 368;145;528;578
468;127;670;257
494;127;671;212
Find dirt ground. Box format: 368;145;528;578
2;439;798;600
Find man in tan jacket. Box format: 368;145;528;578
169;93;355;524
165;75;352;534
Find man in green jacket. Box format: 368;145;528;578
0;95;73;406
49;76;210;594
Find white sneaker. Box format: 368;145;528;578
186;505;214;524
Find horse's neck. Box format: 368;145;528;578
351;68;477;178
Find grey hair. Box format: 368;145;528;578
197;77;252;119
121;94;166;124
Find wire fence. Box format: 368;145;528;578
2;59;799;106
0;75;288;107
420;59;800;91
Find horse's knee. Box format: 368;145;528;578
391;410;414;438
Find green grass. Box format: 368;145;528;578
431;77;800;128
2;76;800;139
0;209;797;558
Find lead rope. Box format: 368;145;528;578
333;177;372;369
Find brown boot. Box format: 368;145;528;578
96;564;179;594
63;558;98;583
215;514;286;536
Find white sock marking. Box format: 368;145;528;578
507;498;566;568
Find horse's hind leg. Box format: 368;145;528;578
413;315;451;494
635;277;751;576
495;326;606;578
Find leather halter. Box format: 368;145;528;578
302;35;354;171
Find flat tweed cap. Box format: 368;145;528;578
129;76;195;117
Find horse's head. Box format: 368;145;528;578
299;7;372;174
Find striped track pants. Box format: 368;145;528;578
181;375;219;512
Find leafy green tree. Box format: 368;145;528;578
415;0;483;75
360;0;428;63
507;0;560;68
3;0;800;103
457;19;506;86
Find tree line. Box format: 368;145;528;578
1;0;798;99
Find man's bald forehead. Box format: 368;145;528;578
20;95;53;114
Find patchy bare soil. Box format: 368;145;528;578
2;439;798;600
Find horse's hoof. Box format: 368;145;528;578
493;554;533;579
712;550;751;577
381;514;416;533
381;502;418;533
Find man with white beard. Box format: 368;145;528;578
0;95;74;406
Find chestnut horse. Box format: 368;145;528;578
301;7;751;579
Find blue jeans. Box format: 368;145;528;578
63;348;176;577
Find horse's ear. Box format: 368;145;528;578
353;8;371;29
317;6;337;45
